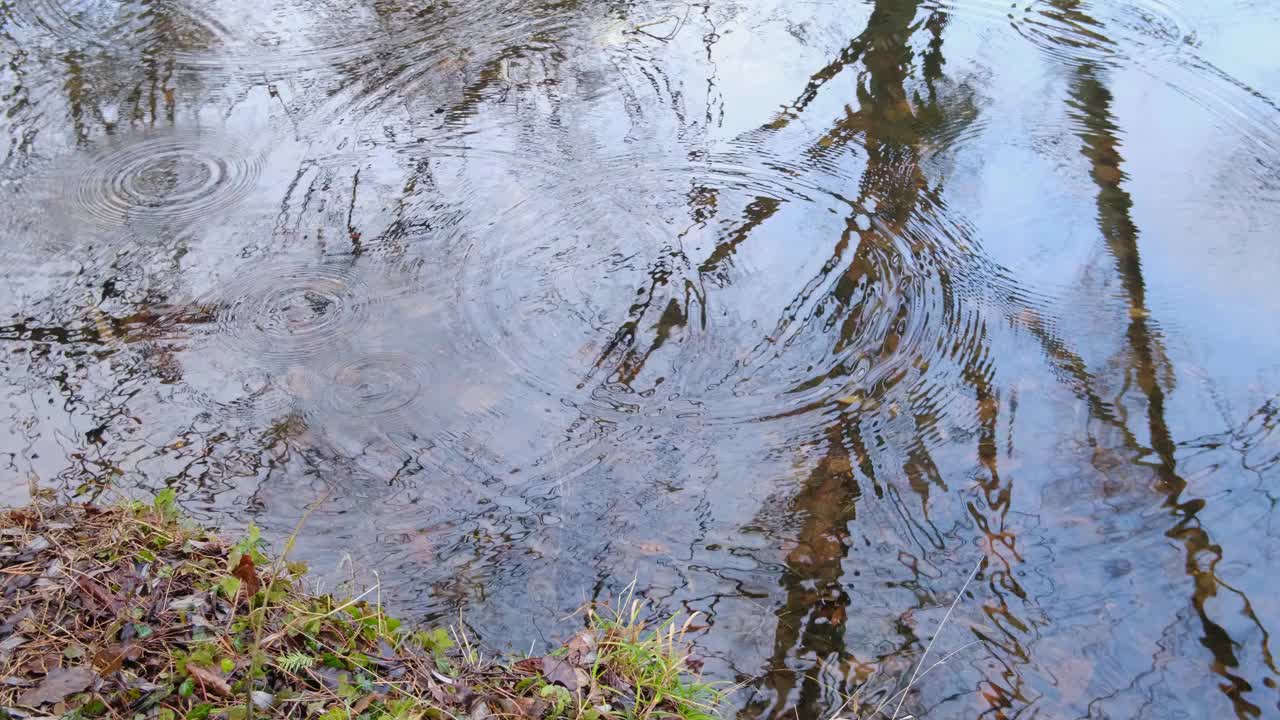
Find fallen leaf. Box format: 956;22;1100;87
92;643;140;674
601;670;636;715
564;631;597;666
352;693;385;715
186;664;232;697
232;553;260;596
41;558;64;579
509;696;547;718
16;535;50;560
7;510;37;529
17;666;96;706
309;666;344;691
469;697;494;720
0;634;28;654
15;653;61;676
166;594;205;613
75;576;122;616
0;606;32;634
601;669;631;693
541;656;583;691
3;573;34;597
513;657;542;674
829;605;847;626
186;539;225;553
495;698;524;718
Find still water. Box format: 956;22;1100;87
2;0;1279;716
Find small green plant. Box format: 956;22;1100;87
275;652;316;673
229;522;265;567
540;684;573;716
153;487;179;521
0;497;729;720
581;588;724;720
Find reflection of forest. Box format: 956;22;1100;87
0;0;1276;718
718;1;1005;715
725;0;1279;716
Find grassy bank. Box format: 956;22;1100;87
0;494;722;720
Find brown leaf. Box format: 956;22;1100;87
426;678;449;705
512;697;547;718
15;653;62;677
186;664;232;697
494;696;545;717
513;657;542;674
232;553;260;597
828;605;847;626
564;631;597;665
17;666;96;706
541;656;582;692
7;510;38;529
309;666;344;691
0;606;33;635
75;576;122;616
0;634;28;655
601;669;631;693
372;638;398;666
93;642;143;675
352;693;385;715
186;538;225;553
3;573;34;598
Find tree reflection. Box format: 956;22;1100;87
1;2;1275;718
1060;56;1276;717
646;1;1031;717
738;1;1043;715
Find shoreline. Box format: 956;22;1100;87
0;494;721;720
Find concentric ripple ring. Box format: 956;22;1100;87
320;353;427;419
213;262;371;364
70;131;263;231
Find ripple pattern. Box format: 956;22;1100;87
447;146;992;434
212;262;371;364
70;131;263;231
182;363;297;424
319;353;427;419
16;0;229;57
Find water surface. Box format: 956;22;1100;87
1;0;1278;717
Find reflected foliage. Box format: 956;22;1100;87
0;0;1278;719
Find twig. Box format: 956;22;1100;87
880;556;985;720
